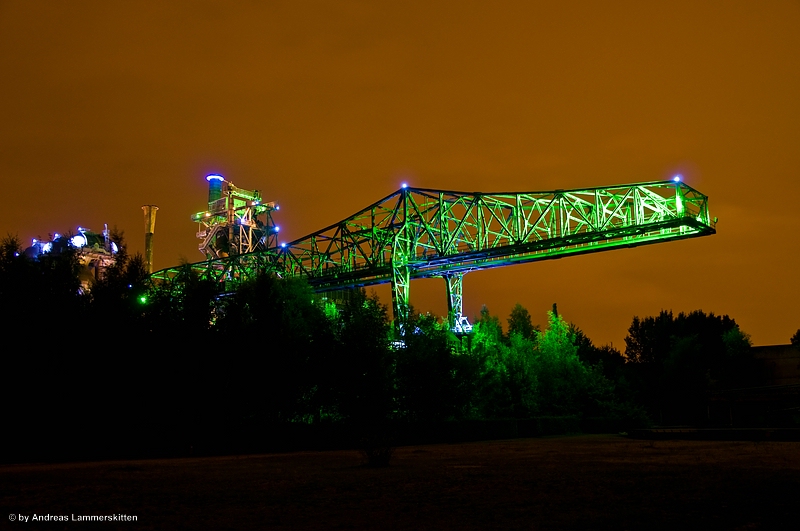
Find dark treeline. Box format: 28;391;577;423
1;234;783;462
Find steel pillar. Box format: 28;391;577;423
444;273;472;334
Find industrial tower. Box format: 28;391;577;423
193;174;280;259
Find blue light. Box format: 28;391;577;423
673;174;682;182
275;205;280;210
274;226;280;233
206;174;224;182
280;242;287;248
70;235;87;248
401;183;408;189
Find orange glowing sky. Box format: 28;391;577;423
1;0;798;348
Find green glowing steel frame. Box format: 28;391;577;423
153;180;716;332
192;180;279;260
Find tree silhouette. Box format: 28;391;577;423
213;273;334;424
507;303;538;341
395;312;465;422
331;289;394;425
1;233;92;459
623;310;753;424
87;229;150;332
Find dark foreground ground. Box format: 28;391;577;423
2;435;799;530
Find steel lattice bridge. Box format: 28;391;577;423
152;177;715;333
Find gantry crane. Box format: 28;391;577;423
154;176;716;333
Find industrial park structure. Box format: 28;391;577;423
24;226;119;290
152;175;716;333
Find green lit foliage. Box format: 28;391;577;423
467;304;628;419
322;299;339;321
502;327;539;417
469;306;519;418
531;309;594;415
473;305;505;348
467;305;539;419
5;225;673;460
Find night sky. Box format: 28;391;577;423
1;1;798;348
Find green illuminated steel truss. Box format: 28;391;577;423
153;180;716;332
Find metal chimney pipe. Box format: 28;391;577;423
142;205;158;274
207;174;224;204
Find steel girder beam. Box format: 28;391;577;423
152;180;716;328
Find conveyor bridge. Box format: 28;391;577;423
152;179;715;332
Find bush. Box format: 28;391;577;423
358;428;395;468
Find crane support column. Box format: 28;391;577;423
445;273;472;334
391;221;411;330
391;261;410;331
391;185;412;332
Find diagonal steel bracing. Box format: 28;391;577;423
153;180;716;331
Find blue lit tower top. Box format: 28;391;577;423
206;174;224;203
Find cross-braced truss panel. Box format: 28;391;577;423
152;180;715;323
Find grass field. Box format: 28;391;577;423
3;435;799;530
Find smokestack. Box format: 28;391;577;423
207;174;224;204
142;205;158;274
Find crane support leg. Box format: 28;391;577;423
445;273;472;334
391;261;410;332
